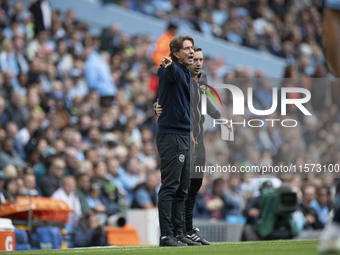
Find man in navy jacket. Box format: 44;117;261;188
156;35;199;247
155;46;229;245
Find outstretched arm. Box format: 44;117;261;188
162;57;177;84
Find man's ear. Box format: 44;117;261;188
173;51;180;59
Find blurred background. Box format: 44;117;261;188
0;0;338;250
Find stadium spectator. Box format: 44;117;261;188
310;186;332;227
1;70;15;100
116;156;144;203
25;30;48;61
224;178;246;224
83;126;102;149
65;68;88;108
9;1;25;23
13;35;30;74
92;161;122;217
38;156;65;197
299;185;323;230
31;150;52;183
0;172;5;203
3;177;19;202
0;38;19;77
87;181;108;225
2;164;19;179
29;0;52;35
131;169;160;209
14;117;40;160
67;131;85;161
105;157;125;194
54;38;73;78
4;121;18;140
124;0;324;73
100;23;121;54
75;172;91;214
5;91;28;129
52;175;82;247
64;147;80;176
52;176;82;216
0;137;26;170
83;43;117;108
21;173;40;196
74;210;108;248
193;177;213;219
204;178;228;220
152;22;177;66
0;97;8;125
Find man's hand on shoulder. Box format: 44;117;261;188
153;98;163;116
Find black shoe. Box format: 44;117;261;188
159;236;188;247
176;234;202;246
186;227;210;245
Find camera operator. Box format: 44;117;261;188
243;182;299;240
242;181;273;241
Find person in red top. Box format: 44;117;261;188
152;22;177;66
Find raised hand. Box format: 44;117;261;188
162;56;172;68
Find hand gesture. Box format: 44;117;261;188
162;57;172;68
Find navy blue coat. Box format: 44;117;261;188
157;61;191;135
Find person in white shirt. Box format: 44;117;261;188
52;175;82;247
52;175;82;215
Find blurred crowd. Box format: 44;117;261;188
116;0;325;74
0;0;338;247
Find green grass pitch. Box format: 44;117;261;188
5;240;322;255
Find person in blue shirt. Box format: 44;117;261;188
74;210;108;247
0;39;19;78
84;44;117;108
156;35;199;247
131;170;160;209
310;186;332;227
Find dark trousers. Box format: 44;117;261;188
185;134;205;232
156;133;190;237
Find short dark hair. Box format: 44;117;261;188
317;185;331;196
193;46;202;52
169;35;194;61
167;22;178;31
